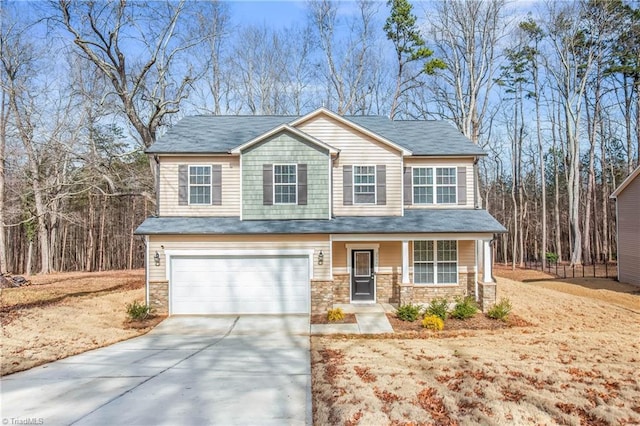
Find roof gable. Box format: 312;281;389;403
611;165;640;198
290;108;412;156
230;124;338;154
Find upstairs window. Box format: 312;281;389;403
189;166;211;205
436;167;457;204
413;168;433;204
274;164;297;204
412;167;457;204
353;165;376;204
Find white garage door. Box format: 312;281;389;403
170;255;310;314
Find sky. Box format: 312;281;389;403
229;0;310;27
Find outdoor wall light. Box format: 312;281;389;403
154;251;161;266
318;250;324;265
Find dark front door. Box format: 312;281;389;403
351;250;374;302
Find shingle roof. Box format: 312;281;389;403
135;209;506;235
147;114;485;157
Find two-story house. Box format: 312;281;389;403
135;108;506;315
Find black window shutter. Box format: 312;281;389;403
457;166;467;205
211;165;222;205
376;165;386;205
263;164;273;205
343;165;353;205
178;165;188;205
403;167;412;206
297;164;307;205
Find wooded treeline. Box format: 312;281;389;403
0;0;638;274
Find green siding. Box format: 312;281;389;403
242;132;330;219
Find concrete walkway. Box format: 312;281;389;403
311;303;395;335
1;315;311;426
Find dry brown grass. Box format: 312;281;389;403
0;269;160;376
311;275;640;425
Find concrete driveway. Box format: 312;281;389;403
1;315;311;425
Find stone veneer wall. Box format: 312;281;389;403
478;281;497;312
149;280;169;314
312;272;478;311
375;273;400;304
332;274;351;304
398;272;475;306
310;280;334;314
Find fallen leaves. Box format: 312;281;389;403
353;366;377;383
416;387;458;426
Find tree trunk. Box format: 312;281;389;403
26;240;33;276
85;194;95;272
98;194;107;272
0;91;7;273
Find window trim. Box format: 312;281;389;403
273;163;298;205
412;166;457;205
352;165;377;205
413;240;458;285
188;165;212;205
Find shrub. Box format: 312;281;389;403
450;296;478;320
424;298;449;321
127;300;151;321
422;315;444;331
487;298;512;321
396;303;421;322
327;307;345;322
546;252;559;263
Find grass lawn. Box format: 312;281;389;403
1;270;162;376
311;269;640;425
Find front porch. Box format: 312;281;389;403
310;236;496;314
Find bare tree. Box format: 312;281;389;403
425;0;507;144
308;0;379;114
56;0;202;150
0;19;77;274
0;76;7;274
543;1;600;266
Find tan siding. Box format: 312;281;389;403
457;240;476;271
297;116;403;216
158;155;240;216
404;157;475;208
380;241;402;267
617;175;640;285
149;234;330;282
332;242;347;268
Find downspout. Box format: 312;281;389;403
154;155;160;216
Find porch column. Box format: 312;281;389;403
483;239;493;282
402;240;410;283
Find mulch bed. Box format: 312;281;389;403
123;315;166;330
311;313;358;325
386;313;531;333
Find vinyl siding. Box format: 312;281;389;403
617;176;640;285
159;156;240;216
403;157;475;208
149;234;331;282
242;132;330;219
297;115;403;216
